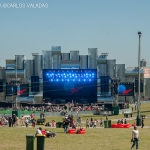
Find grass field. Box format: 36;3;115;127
0;102;150;150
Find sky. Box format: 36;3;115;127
0;0;150;68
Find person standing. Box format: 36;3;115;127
77;117;82;127
131;126;139;150
93;119;97;128
100;118;103;127
8;116;12;127
63;118;69;133
21;116;25;126
141;118;144;128
90;118;93;127
12;114;17;127
106;114;108;121
32;118;36;127
16;116;19;126
86;119;89;128
132;107;133;112
25;118;29;127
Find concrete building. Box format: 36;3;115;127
1;46;150;105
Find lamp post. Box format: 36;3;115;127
15;60;17;110
137;31;142;126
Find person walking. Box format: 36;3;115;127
131;126;139;150
141;118;144;128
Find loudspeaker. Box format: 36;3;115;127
0;81;3;92
135;78;143;92
31;76;39;92
100;76;109;92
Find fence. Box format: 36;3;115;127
119;109;132;114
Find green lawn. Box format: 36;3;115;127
0;102;150;150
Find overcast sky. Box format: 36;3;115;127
0;0;150;68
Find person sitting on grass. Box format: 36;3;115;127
35;127;42;137
51;120;56;127
45;129;56;138
45;122;51;127
124;119;127;124
117;120;121;124
121;119;124;124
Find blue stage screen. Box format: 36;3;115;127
43;69;97;104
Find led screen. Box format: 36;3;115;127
43;69;97;104
18;84;29;97
6;83;17;96
118;82;134;96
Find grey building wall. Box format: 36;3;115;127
88;48;98;69
43;51;52;69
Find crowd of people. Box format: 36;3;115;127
0;113;37;127
1;104;101;113
85;118;100;128
62;115;104;133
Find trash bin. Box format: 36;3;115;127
37;135;45;150
104;120;111;128
136;116;141;126
112;106;119;115
26;134;34;150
